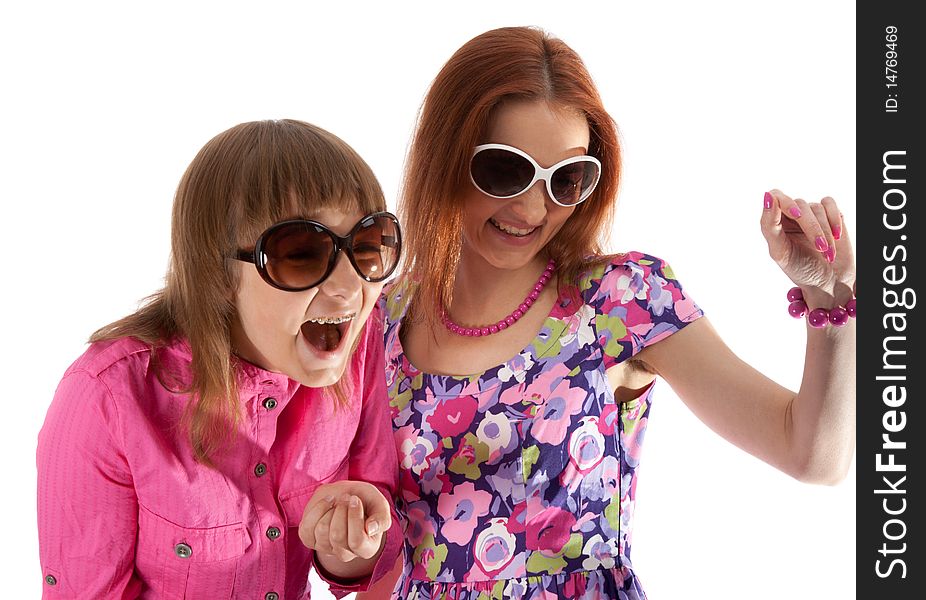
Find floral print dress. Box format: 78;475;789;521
382;252;703;599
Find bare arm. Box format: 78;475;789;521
635;189;856;484
635;316;855;483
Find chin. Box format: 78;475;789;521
294;363;346;388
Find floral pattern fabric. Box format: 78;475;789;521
382;252;703;599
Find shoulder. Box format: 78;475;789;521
578;251;677;298
578;252;703;360
45;338;156;449
58;336;191;408
581;250;702;321
65;336;153;380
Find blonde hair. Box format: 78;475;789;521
91;119;386;464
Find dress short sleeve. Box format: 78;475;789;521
586;251;704;370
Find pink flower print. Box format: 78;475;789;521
525;506;577;554
608;264;648;305
507;502;527;534
397;426;441;477
674;295;699;320
581;534;618;570
486;460;524;504
419;458;452;496
448;432;490;480
475;411;516;463
411;533;449;581
619;472;637;535
405;500;438;547
622;300;654;329
437;482;493;546
567;416;606;473
621;415;648;469
549;288;581;319
497;352;533;384
578;455;620;502
563;573;589;598
498;360;571;407
530;380;585;446
559;304;597;348
560;416;607;493
598;403;619;435
472;518;517;576
646;271;673;317
427;396;478;438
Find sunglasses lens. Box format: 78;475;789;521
351;214;401;281
262;222;333;290
471;148;535;197
551;160;600;206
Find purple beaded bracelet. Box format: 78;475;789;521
787;287;856;328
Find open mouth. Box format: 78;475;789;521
300;313;355;353
490;217;538;238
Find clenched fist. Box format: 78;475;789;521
299;480;392;565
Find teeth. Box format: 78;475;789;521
490;218;536;237
305;313;355;325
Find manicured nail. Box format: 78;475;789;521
814;236;829;252
349;496;360;508
832;225;841;240
763;192;773;210
788;206;802;218
366;521;380;536
824;248;835;263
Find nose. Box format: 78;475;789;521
508;181;548;225
317;250;362;300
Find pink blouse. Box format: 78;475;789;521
37;306;400;599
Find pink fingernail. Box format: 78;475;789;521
367;521;380;535
763;192;773;210
824;248;835;263
788;206;802;218
814;236;829;252
832;225;841;240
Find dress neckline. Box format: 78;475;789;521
388;277;577;383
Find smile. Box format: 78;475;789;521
490;218;538;237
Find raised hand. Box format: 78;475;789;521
761;190;856;300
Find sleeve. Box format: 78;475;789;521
311;303;403;598
591;252;704;370
37;369;141;599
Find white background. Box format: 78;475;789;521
1;1;855;598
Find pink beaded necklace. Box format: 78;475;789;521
440;259;555;337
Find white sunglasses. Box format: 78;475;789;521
469;143;602;207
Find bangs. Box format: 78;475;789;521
230;120;386;246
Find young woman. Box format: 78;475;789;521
37;119;404;599
357;27;856;599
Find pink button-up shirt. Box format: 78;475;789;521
37;306;400;599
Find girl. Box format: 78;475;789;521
38;119;403;599
361;27;855;599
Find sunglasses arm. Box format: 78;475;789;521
234;250;259;265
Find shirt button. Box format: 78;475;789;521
45;574;57;586
262;397;278;410
254;462;267;477
265;593;280;600
266;526;282;540
174;542;193;558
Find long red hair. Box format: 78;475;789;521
399;26;621;323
